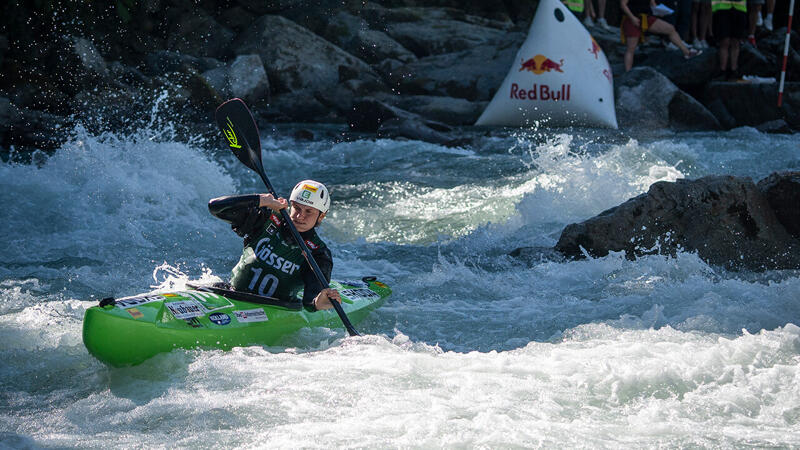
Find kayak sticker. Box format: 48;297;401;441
340;288;379;301
116;294;166;309
166;300;207;319
340;279;368;288
234;309;269;323
127;308;143;319
208;312;231;326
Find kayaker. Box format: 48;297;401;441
208;180;341;311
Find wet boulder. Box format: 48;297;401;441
322;11;417;64
554;174;800;271
200;54;270;106
384;16;509;58
704;81;800;129
346;98;453;144
166;12;235;60
379;94;487;126
615;67;720;130
387;38;524;101
757;171;800;239
233;15;382;95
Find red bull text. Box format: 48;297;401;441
510;83;571;101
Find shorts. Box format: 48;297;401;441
713;9;748;39
622;14;659;39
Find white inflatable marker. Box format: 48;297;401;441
475;0;618;128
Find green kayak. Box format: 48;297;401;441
82;278;390;367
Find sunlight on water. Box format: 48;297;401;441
1;123;799;448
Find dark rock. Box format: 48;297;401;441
755;119;794;134
218;6;257;32
323;11;417;64
554;175;800;271
266;90;336;123
616;67;720;130
346;98;454;144
380;94;487;125
388;38;524;101
377;117;453;144
166;12;235;59
234;15;381;95
200;54;270;106
3;100;72;151
0;35;8;68
293;129;315;141
738;44;777;78
142;51;224;76
638;46;718;89
704;81;800;128
384;17;508;58
757;171;800;239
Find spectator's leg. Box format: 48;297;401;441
718;37;730;72
747;3;761;44
765;0;774;30
598;0;607;19
701;2;712;40
691;1;700;42
649;19;693;55
624;38;639;71
729;36;740;72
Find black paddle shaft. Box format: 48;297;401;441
214;98;360;336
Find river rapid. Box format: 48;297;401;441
1;118;799;448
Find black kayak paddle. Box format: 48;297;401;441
214;98;360;337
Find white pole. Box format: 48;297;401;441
778;0;796;107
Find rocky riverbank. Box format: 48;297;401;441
1;0;799;156
512;171;800;271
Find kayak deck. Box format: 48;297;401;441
82;278;390;367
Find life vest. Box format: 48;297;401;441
230;212;326;301
712;0;746;13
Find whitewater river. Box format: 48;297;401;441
1;119;799;448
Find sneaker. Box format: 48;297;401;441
597;17;610;30
666;41;679;51
747;35;757;47
756;14;763;27
727;69;741;82
583;16;595;27
701;40;709;49
685;48;703;59
765;14;773;31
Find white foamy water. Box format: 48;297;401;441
1;124;799;448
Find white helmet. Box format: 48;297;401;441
289;180;330;214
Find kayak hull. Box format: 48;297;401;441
82;279;390;367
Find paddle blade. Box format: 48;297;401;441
215;98;263;173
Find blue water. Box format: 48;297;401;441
1;116;799;447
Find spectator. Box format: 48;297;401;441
691;0;713;48
621;0;702;71
747;0;765;46
712;0;747;80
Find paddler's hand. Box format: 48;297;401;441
313;288;341;311
258;193;288;211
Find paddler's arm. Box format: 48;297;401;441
208;194;287;243
301;246;340;311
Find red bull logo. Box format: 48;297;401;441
519;55;565;74
589;37;602;59
510;83;571;101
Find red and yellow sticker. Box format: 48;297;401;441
128;308;144;319
163;293;179;297
303;184;318;192
374;281;387;288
